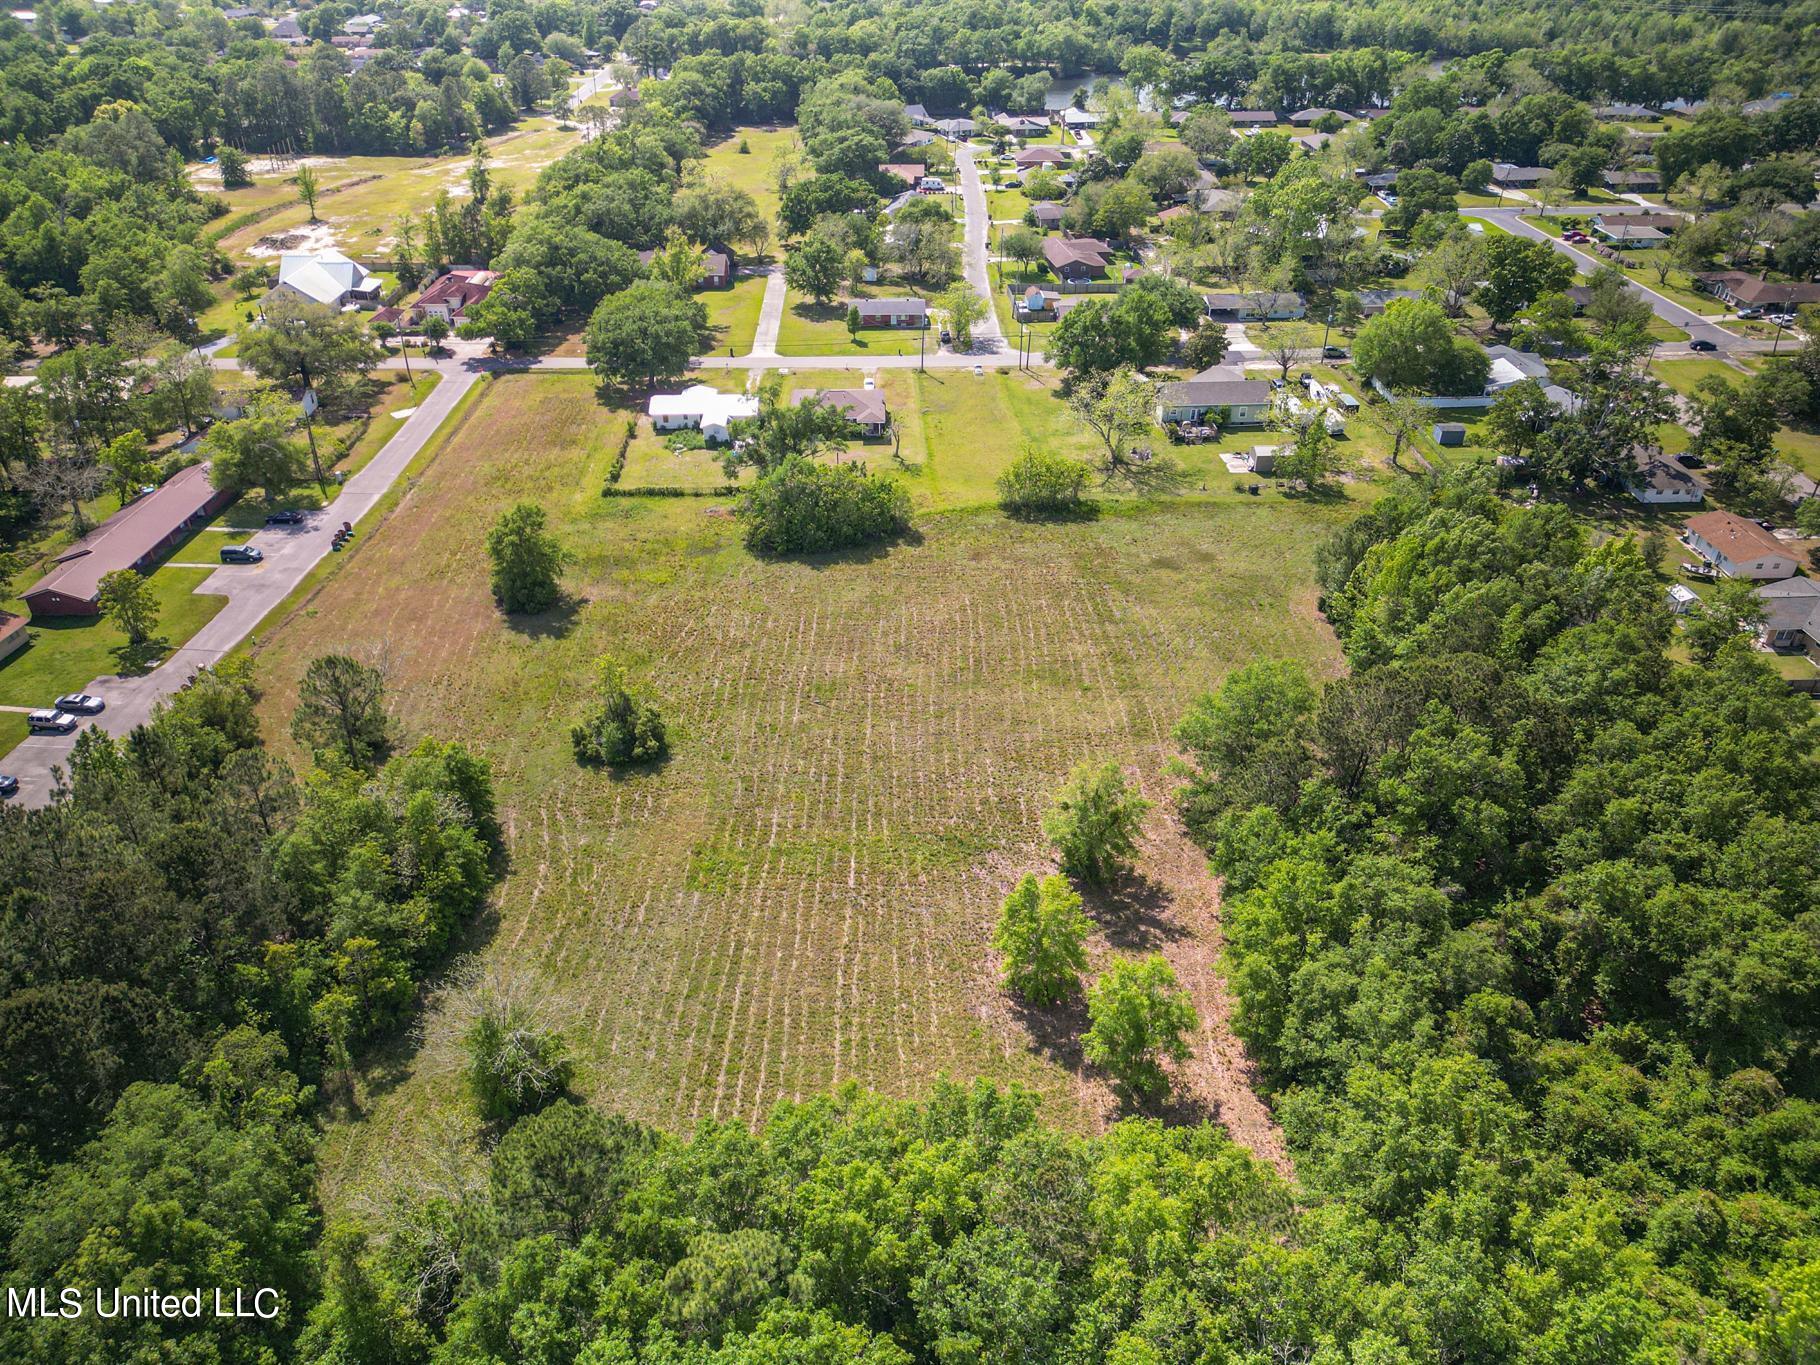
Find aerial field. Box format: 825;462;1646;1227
209;119;582;262
244;374;1351;1203
694;124;799;242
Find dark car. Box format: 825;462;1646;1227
1322;345;1349;359
939;328;953;345
1689;339;1718;352
221;544;264;564
0;775;17;798
54;693;103;714
264;509;306;525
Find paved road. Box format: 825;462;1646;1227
951;143;1006;353
5;357;478;808
1462;208;1748;353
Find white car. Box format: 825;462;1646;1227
26;709;77;734
54;693;104;714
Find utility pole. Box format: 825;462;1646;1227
919;322;925;372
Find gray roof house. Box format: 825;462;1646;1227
1155;366;1273;426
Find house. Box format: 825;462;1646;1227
388;267;497;327
607;86;641;108
994;113;1050;136
1042;236;1111;282
1293;132;1336;152
1756;577;1820;657
1061;109;1101;131
1564;285;1594;314
1360;170;1399;192
1228;110;1279;126
221;5;256;18
1358;288;1422;316
896;130;936;150
1602;169;1662;192
24;464;233;618
268;15;304;41
1595;102;1659;121
266;250;381;310
1203;291;1305;321
1012;146;1072;170
1491;163;1548;189
934;117;976;140
1485;344;1551;393
1683;510;1798;580
633;246;732;288
1694;272;1820;310
880;163;924;186
1595;211;1679;234
855;298;928;328
0;609;26;662
1288;108;1353;125
1742;93;1795;117
1191;182;1242;216
797;387;889;437
1028;201;1065;229
1667;583;1700;614
343;12;383;33
1154;366;1273;425
1626;446;1704;505
1009;286;1090;322
1594;222;1668;248
903;103;933;127
646;385;759;444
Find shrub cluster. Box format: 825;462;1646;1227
738;457;911;555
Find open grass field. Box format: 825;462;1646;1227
212;119;581;262
243;372;1352;1204
704;274;770;355
1653;359;1820;480
777;286;933;357
694;125;799;241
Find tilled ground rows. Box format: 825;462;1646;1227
255;379;1344;1196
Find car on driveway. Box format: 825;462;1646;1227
1322;345;1348;359
54;693;103;714
1689;339;1717;352
221;544;264;564
26;709;77;734
0;774;17;798
264;509;306;525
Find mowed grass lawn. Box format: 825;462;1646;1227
777;286;932;357
248;373;1351;1204
703;274;769;355
1655;358;1820;478
695;125;799;241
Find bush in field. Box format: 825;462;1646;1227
1083;954;1198;1104
993;873;1091;1005
571;662;667;767
1043;761;1150;886
465;1000;574;1123
996;446;1091;519
738;456;911;556
486;501;567;614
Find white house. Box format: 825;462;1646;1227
1625;446;1703;506
647;385;759;444
343;12;384;33
1756;577;1820;657
1155;366;1273;426
266;250;382;310
1684;510;1798;580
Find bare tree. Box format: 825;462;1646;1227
22;445;106;532
1257;323;1301;380
1366;395;1434;472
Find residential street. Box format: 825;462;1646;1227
6;357;478;808
951;141;1006;352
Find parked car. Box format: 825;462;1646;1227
939;328;953;344
54;693;103;714
1689;339;1718;352
264;509;305;525
26;709;77;734
0;774;17;798
221;544;264;564
1322;345;1348;359
1768;313;1797;327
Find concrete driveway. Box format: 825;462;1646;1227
4;357;478;808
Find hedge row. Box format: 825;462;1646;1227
605;417;636;485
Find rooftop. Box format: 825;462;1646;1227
26;464;221;606
1686;509;1788;561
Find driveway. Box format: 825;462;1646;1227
1462;208;1745;353
749;266;786;358
5;357;479;808
951;142;1006;353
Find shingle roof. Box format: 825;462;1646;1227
26;464;221;606
800;388;888;426
1686;510;1788;561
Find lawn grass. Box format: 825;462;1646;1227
702;274;769;356
694;125;799;242
1651;357;1820;480
776;285;932;357
243;372;1351;1208
986;187;1034;222
214;120;581;262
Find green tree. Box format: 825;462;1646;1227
993;873;1091;1006
203;395;309;501
217;144;251;189
421;314;451;351
1042;760;1151;886
465;997;573;1122
98;429;155;503
1477;234;1576;326
485;501;566;614
571;661;668;766
292;653;391;768
1353;298;1489;396
1684;578;1767;664
1278;419;1336;490
237;296;382;482
96;568;159;647
585;280;708;389
738;457;911;555
294;163;320;221
785;236;844;305
940;282;985;349
1182;321;1230;370
1083;955;1198;1104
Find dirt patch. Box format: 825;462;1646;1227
247;222;342;258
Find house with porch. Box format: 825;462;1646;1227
647;385;759;444
1684;510;1799;579
797;387;890;437
1042;236;1112;282
1154;366;1273;426
855;298;928;328
1757;577;1820;660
